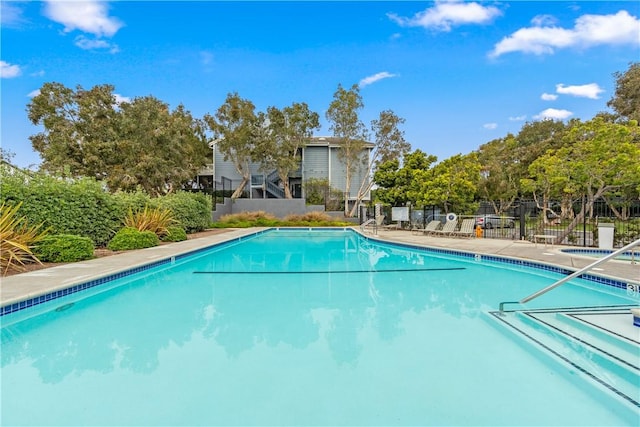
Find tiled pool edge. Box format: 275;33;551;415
360;231;640;296
0;229;270;317
2;227;637;317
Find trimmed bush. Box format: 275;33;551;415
34;234;94;263
158;191;211;232
162;226;188;242
1;172;122;247
107;227;159;251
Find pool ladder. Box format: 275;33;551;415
360;218;379;235
499;237;640;314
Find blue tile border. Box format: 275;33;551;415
0;230;268;317
1;228;635;317
362;234;635;293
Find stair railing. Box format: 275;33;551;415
499;237;640;314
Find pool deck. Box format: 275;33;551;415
1;227;638;310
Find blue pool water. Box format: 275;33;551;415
1;229;638;426
561;248;640;262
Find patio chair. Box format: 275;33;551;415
433;219;458;236
420;220;442;235
452;218;475;238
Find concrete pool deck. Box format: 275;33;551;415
1;226;638;310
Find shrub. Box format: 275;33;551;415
158;191;211;232
107;227;159;251
161;226;188;242
284;211;333;223
1;172;122;247
124;206;176;238
112;189;155;214
216;211;278;227
34;234;94;263
0;202;48;274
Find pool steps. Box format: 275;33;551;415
487;306;640;421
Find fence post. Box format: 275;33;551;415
518;199;526;240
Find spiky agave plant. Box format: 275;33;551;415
123;206;176;238
0;202;48;275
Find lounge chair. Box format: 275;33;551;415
433;219;457;236
419;220;442;235
452;218;475;238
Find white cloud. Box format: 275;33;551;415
1;61;21;78
28;89;40;98
534;108;573;120
44;0;123;38
114;94;130;104
541;93;558;101
388;0;502;32
74;35;119;53
483;123;498;130
490;10;640;57
359;71;397;88
556;83;604;99
1;2;26;26
509;115;527;121
530;15;558;27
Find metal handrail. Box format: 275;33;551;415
499;237;640;313
360;218;377;234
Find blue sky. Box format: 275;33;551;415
2;1;639;169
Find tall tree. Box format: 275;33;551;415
523;118;640;243
28;82;119;177
257;103;320;198
113;98;209;195
416;153;480;214
476;135;520;214
607;62;640;122
27;82;208;194
326;84;368;216
349;110;411;215
373;150;437;207
204;93;259;199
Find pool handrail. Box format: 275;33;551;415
499;237;640;313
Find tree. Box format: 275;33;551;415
607;62;640;122
416;153;480;214
476;135;520;214
373;150;437;207
113;98;209;195
523;118;640;243
257;103;320;198
326;84;368;216
204;93;259;199
28;82;119;177
349;110;411;215
27;82;208;195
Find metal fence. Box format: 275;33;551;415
368;198;640;248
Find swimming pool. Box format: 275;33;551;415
561;248;640;262
1;228;638;425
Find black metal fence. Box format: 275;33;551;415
183;177;234;210
368;198;640;248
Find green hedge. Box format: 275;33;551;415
1;169;213;248
1;172;122;247
157;191;211;232
107;227;159;251
34;234;95;263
